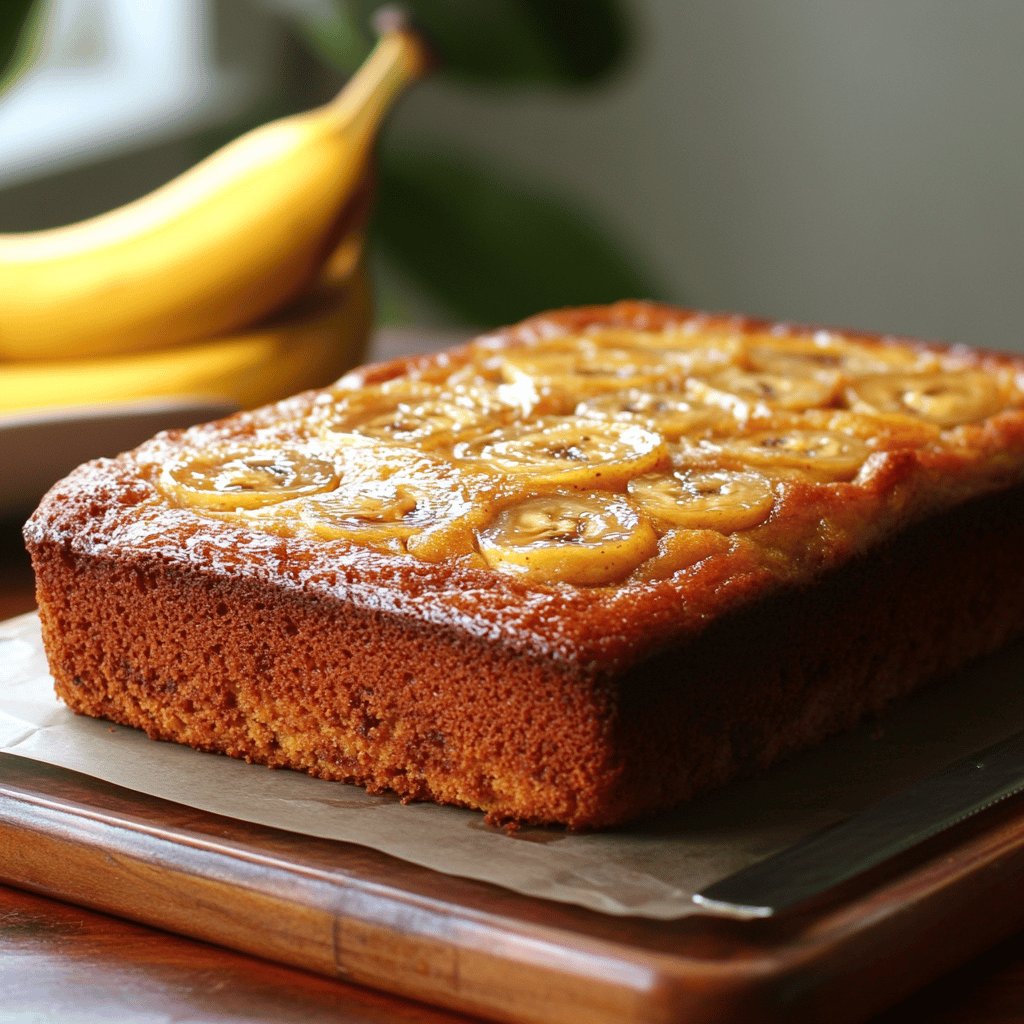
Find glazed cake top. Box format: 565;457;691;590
27;303;1024;670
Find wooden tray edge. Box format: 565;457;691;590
1;754;1023;1024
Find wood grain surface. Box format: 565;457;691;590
6;878;1024;1024
0;883;481;1024
1;754;1023;1024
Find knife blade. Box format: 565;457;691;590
692;728;1024;919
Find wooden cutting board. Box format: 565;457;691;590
1;753;1022;1024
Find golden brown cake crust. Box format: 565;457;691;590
24;302;1024;826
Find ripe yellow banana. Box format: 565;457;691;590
0;26;428;361
0;257;373;414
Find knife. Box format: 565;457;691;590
692;729;1024;919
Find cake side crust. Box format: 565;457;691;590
29;478;1024;828
29;539;622;827
606;480;1024;823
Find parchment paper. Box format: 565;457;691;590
2;611;1021;920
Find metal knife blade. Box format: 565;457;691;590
692;729;1024;919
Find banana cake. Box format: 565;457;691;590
24;303;1024;827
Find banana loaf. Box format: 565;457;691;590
25;303;1024;827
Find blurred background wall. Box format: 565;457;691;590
2;0;1023;350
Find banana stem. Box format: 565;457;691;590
326;25;431;138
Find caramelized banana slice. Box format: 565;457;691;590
583;326;742;373
576;389;733;440
691;366;840;415
161;446;338;510
846;371;1003;427
228;444;489;558
499;346;685;403
628;469;774;531
716;429;870;481
298;479;487;561
478;493;657;586
743;333;932;377
317;379;515;450
796;408;942;450
455;418;667;488
298;479;423;543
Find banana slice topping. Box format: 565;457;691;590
583;326;742;374
743;333;932;377
318;379;514;450
628;469;775;532
714;429;870;481
455;418;666;488
576;389;733;440
290;451;484;553
499;346;686;405
295;480;433;547
846;371;1003;427
478;494;657;586
161;446;338;510
159;315;1017;587
691;366;841;415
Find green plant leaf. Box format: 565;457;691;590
373;146;662;326
299;2;372;76
297;0;630;85
502;0;630;84
0;0;41;95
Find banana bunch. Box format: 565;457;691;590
0;26;430;416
